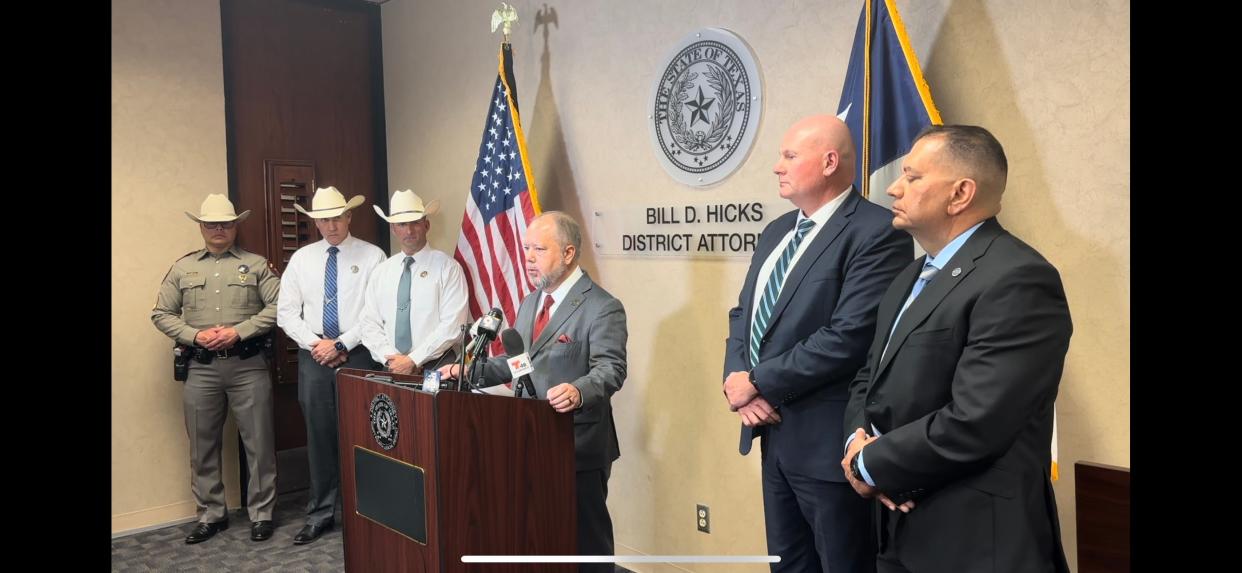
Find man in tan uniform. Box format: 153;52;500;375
151;194;281;544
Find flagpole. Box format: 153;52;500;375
861;0;873;199
454;2;544;347
491;3;541;214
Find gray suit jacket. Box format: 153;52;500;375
482;271;628;471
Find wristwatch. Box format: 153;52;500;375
334;340;348;353
849;452;865;482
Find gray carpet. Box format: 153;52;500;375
111;489;630;572
111;489;344;572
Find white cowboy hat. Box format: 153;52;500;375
374;189;441;223
293;186;365;219
184;194;251;224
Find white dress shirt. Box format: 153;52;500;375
751;188;851;319
277;234;386;351
539;265;585;318
358;244;471;367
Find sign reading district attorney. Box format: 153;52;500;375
591;202;787;258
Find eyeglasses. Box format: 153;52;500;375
201;221;236;230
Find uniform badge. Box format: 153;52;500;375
420;271;428;278
238;264;250;274
351;265;359;274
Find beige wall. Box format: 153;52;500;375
112;0;243;534
381;1;1129;571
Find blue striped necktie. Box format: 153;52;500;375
881;260;940;360
750;218;816;367
323;246;340;339
395;256;415;354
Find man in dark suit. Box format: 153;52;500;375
723;115;913;572
441;211;626;573
842;125;1072;573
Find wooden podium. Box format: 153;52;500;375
336;368;576;572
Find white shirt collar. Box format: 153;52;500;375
542;265;584;306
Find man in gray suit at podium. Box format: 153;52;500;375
441;211;628;573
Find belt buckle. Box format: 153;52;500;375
215;349;230;359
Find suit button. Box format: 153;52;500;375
868;401;876;405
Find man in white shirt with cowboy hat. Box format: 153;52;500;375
277;186;386;545
151;193;281;544
359;189;469;374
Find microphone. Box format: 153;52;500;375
500;328;535;398
464;307;504;359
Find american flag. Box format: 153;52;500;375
454;44;542;332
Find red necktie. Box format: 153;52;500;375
532;294;555;341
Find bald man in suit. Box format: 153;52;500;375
723;115;912;572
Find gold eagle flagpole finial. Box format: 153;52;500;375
490;2;519;44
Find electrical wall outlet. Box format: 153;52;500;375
696;504;711;533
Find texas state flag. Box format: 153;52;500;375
836;0;942;208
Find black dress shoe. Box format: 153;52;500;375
292;520;333;545
250;520;274;541
184;520;228;544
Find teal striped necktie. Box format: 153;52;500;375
749;218;816;367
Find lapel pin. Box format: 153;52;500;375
951;267;961;277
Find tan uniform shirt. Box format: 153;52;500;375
152;245;281;345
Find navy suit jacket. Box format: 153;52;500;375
844;218;1072;572
725;189;911;481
